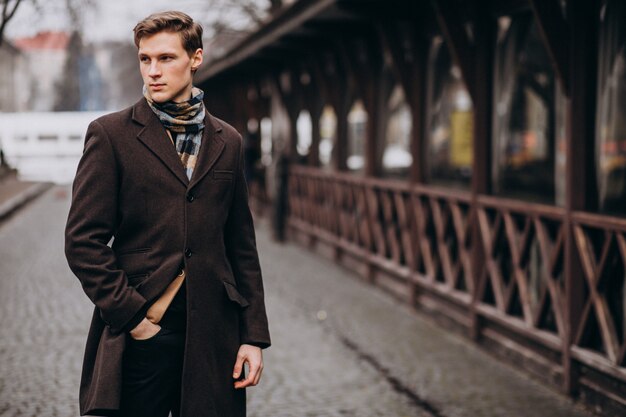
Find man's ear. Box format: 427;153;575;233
191;48;203;72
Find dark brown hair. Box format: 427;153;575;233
133;11;203;55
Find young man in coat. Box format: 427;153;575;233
65;11;270;417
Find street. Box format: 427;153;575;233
0;187;593;417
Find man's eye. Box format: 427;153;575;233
161;56;173;61
139;57;149;63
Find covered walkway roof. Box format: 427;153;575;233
193;1;626;415
196;0;427;83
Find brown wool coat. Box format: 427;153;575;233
65;98;271;417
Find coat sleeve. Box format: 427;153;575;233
65;120;148;334
224;135;271;349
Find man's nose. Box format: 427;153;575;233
149;62;161;78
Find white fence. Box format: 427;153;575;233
0;111;106;184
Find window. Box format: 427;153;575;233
347;100;367;173
260;117;273;166
596;0;626;214
492;14;564;204
382;85;412;178
296;110;312;160
244;119;261;183
319;106;336;169
426;36;474;187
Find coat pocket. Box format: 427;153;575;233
223;281;250;308
127;273;149;286
117;248;151;278
213;170;234;181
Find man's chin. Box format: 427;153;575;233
151;95;170;104
147;89;171;103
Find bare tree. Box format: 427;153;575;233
0;0;23;46
63;0;95;31
0;0;91;46
195;0;276;60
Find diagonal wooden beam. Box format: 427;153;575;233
430;0;476;101
377;20;428;183
529;0;570;96
270;67;304;159
377;22;413;107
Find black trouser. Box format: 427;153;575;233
119;326;185;417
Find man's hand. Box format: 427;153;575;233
233;344;263;389
129;318;161;340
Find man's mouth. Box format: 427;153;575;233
150;83;165;90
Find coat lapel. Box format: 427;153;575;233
132;99;226;190
188;113;225;190
133;99;189;187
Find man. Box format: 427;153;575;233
65;11;270;417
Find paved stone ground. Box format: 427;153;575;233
0;175;34;203
0;186;596;417
0;174;50;223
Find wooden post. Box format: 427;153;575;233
334;102;350;171
563;0;599;396
361;40;384;177
432;0;493;341
228;82;249;135
408;32;428;184
363;76;380;177
470;4;495;341
273;68;303;162
324;47;352;172
301;60;325;167
309;104;323;167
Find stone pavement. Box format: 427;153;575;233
0;174;51;222
0;185;596;417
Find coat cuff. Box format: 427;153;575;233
99;290;148;334
241;325;271;349
242;341;271;349
122;303;150;333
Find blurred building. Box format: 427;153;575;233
91;41;143;110
0;40;22;112
9;31;138;112
13;31;70;111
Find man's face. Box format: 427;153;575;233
138;31;203;103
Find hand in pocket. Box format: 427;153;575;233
129;318;162;341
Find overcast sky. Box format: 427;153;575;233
7;0;267;43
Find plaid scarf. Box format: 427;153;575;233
144;86;205;180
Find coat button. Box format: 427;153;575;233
185;248;193;258
186;193;195;202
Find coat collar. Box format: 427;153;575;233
132;98;225;189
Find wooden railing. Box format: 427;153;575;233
474;196;566;350
571;212;626;380
288;167;474;301
288;165;626;404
